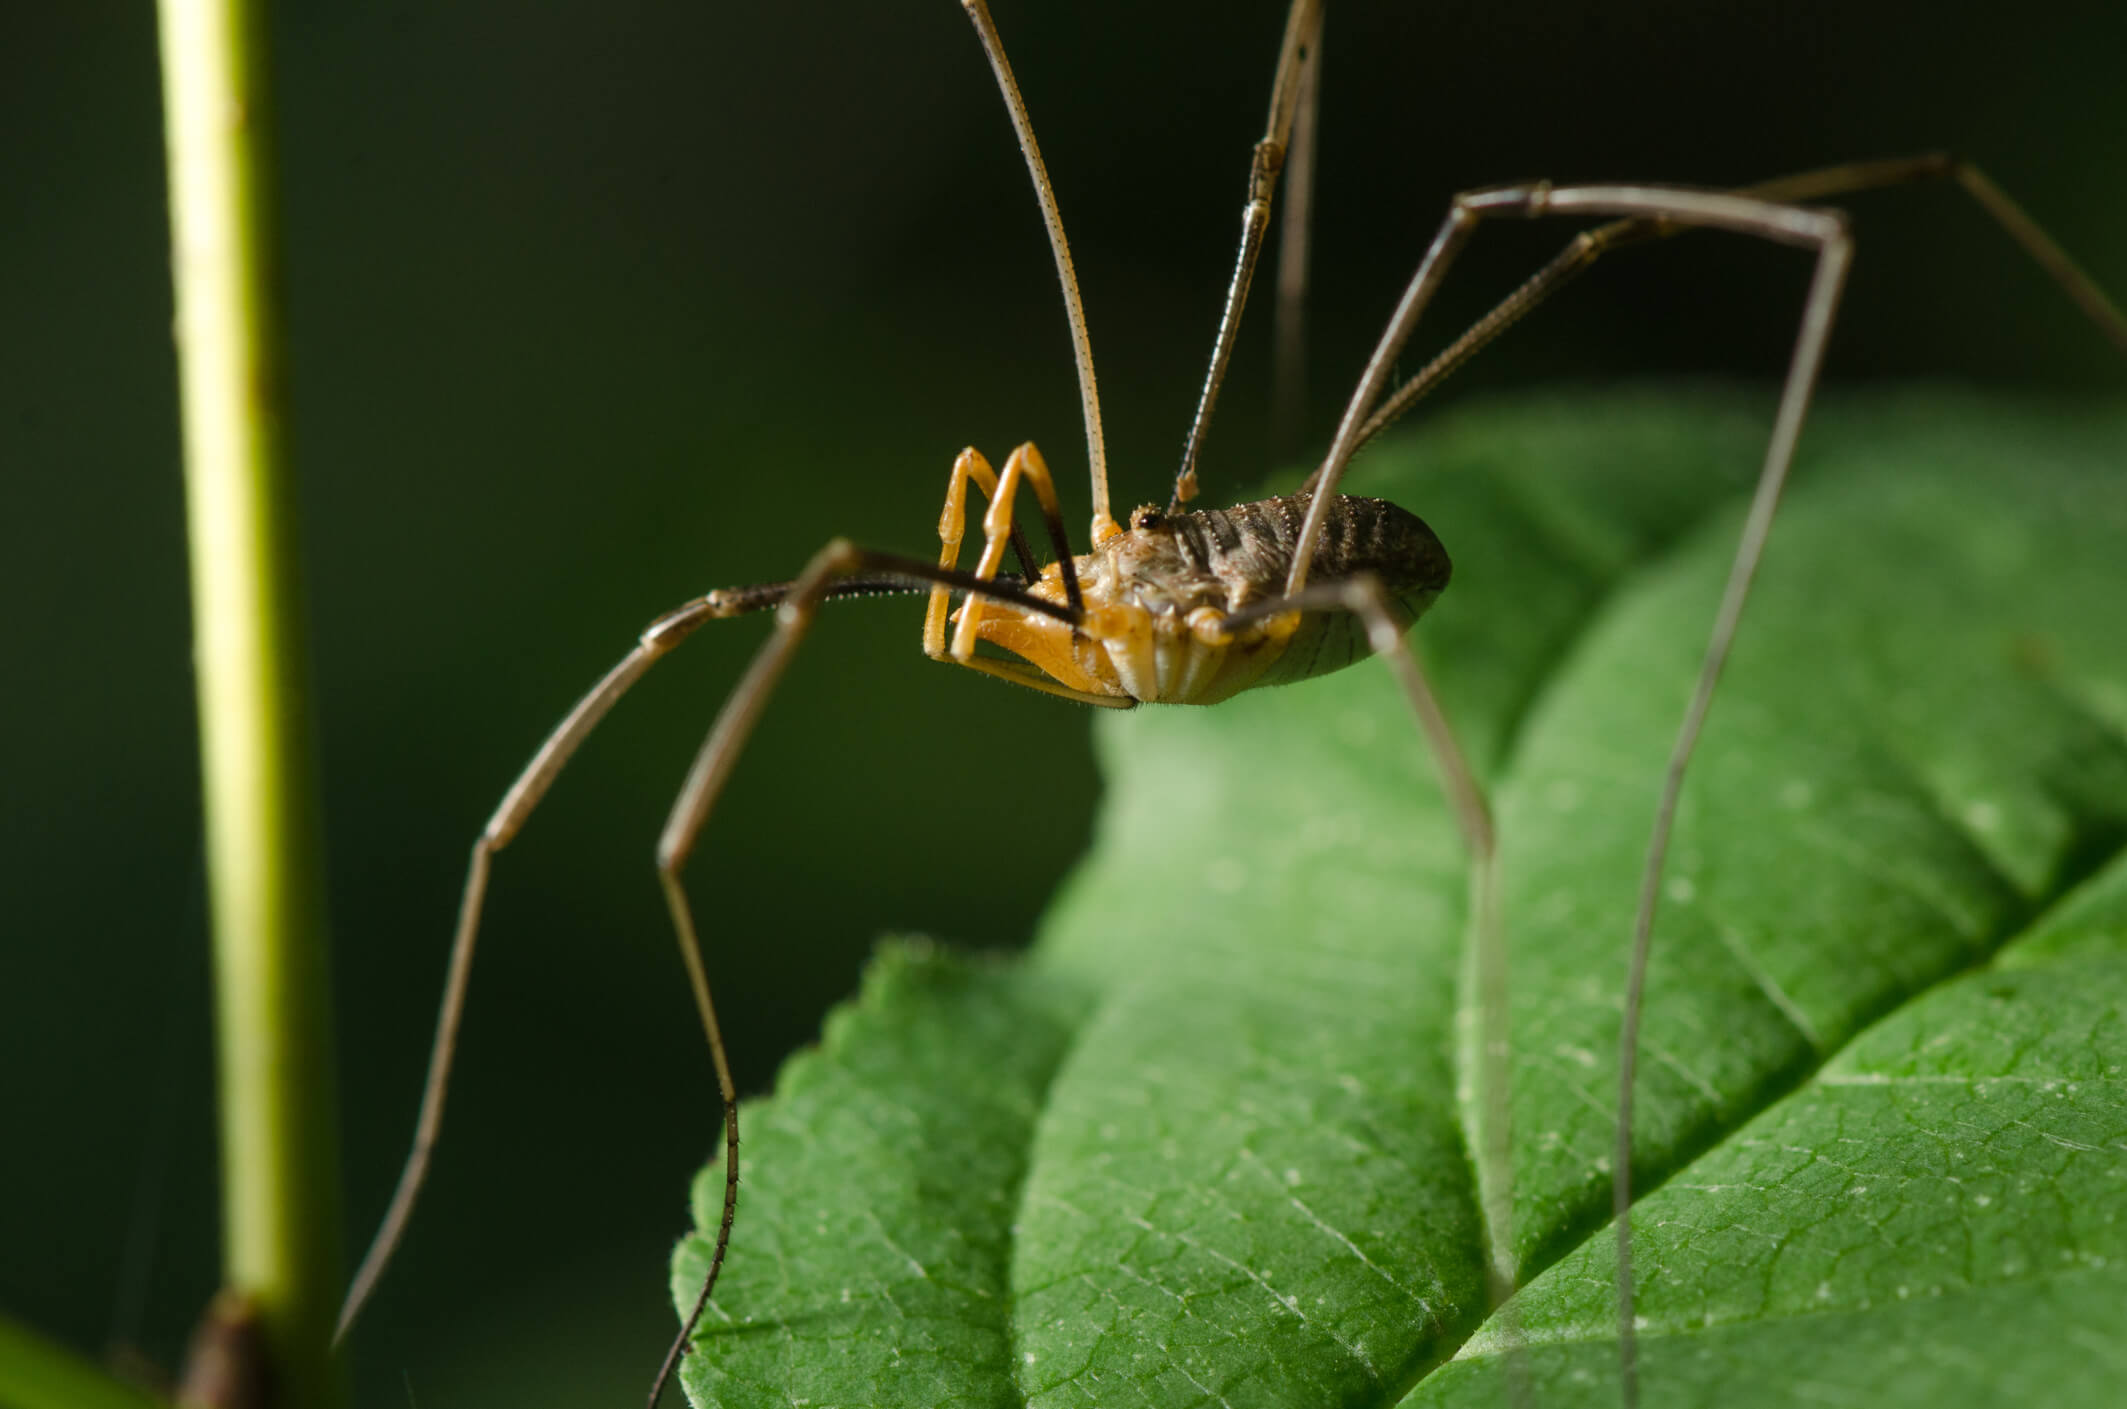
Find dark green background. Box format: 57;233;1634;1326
4;1;2121;1404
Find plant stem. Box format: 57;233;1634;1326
157;1;344;1404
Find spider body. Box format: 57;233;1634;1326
968;487;1450;707
325;4;2127;1405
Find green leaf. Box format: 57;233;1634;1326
671;387;2127;1408
0;1312;167;1409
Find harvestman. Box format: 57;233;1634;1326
330;2;2127;1405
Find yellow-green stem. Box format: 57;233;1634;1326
157;1;344;1404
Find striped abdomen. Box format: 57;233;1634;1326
973;492;1453;703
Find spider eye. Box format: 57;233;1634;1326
1132;508;1166;531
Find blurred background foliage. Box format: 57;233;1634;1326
3;0;2122;1403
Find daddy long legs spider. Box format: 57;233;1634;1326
13;4;2124;1406
314;2;2127;1404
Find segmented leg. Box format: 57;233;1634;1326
951;444;1068;658
925;447;1002;654
328;543;1081;1397
1269;3;1323;467
1328;154;2127;461
1282;181;1856;1406
644;540;1088;1407
335;596;726;1345
927;443;1083;654
1293;172;2123;1405
958;1;1116;544
1222;579;1508;1300
924;444;1124;707
1170;0;1325;511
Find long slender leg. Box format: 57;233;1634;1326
959;1;1116;544
334;597;722;1344
1326;155;2127;465
1223;579;1506;1299
1223;580;1535;1408
645;540;1096;1406
1294;183;1853;593
1170;0;1325;512
1270;11;1323;468
1285;181;1861;1406
337;556;1081;1355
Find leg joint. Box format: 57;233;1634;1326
1455;180;1553;220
